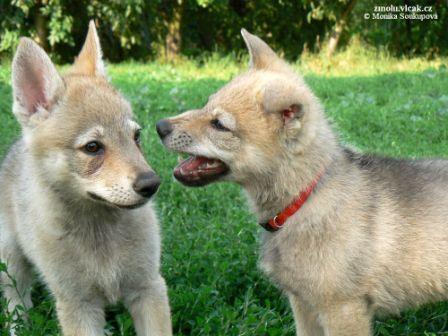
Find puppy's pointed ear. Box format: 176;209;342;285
260;79;313;137
12;38;65;127
241;29;285;71
71;20;106;77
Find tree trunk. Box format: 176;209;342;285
34;0;49;51
326;0;357;57
165;0;184;61
404;0;413;54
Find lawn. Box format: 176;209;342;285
1;53;448;335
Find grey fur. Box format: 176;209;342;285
159;29;448;335
0;23;172;336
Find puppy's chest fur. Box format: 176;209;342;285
64;224;129;301
259;227;345;305
17;197;155;304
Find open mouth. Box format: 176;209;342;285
88;192;147;209
174;155;229;187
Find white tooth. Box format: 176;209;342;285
209;161;220;169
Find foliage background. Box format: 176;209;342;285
0;0;447;63
1;1;448;335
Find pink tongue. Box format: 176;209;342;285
182;156;211;170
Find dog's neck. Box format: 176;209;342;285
243;118;341;224
37;182;125;253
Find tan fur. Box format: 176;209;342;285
0;22;172;336
159;29;448;335
70;21;106;77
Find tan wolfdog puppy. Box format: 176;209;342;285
0;22;172;336
157;29;448;335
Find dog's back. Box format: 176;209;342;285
342;150;448;311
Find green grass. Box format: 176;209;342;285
1;53;448;335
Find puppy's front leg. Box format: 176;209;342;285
124;275;172;336
288;294;324;336
319;300;372;336
56;298;105;336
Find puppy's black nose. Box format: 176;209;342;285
133;172;161;198
156;119;173;139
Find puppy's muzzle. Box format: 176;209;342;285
156;119;173;139
133;171;161;198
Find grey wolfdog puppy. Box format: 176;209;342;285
156;29;448;335
0;22;172;336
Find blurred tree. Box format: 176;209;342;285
323;0;358;57
34;0;48;50
85;0;153;61
163;0;185;60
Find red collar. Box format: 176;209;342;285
260;173;322;232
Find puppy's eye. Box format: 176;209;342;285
210;119;229;132
134;129;141;146
84;141;103;154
